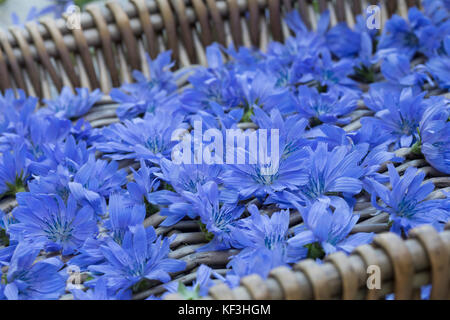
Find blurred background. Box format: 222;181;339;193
0;0;129;29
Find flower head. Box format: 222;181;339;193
104;192;146;244
419;97;450;174
0;144;29;198
292;143;366;204
369;164;449;235
360;88;428;148
288;198;373;259
1;242;66;300
163;264;221;299
112;51;180;120
223;129;308;203
43;87;102;119
68;154;128;215
88;225;186;295
427;36;450;89
183;181;246;252
235;205;291;266
295;86;358;125
94;111;187;164
378;54;432;91
378;8;433;58
72;277;130;300
9;193;97;255
126;160;161;205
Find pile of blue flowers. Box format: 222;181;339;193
0;2;449;300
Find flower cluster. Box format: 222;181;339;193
0;3;448;300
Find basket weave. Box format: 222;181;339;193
0;0;448;300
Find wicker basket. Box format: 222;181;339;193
0;0;448;300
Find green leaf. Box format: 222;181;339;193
354;65;375;84
0;229;9;247
198;221;214;242
312;0;320;13
411;127;422;155
1;273;7;285
177;282;201;300
74;0;100;8
3;173;26;198
144;198;159;217
163;182;175;192
241;106;254;123
305;242;325;260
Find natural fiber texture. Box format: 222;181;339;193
0;0;425;98
0;0;448;300
164;225;450;300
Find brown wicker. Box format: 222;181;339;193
0;0;448;300
166;224;449;300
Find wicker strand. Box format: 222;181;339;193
40;18;81;89
25;22;63;92
196;229;450;300
0;0;426;97
9;27;42;97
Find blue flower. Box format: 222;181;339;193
369;164;449;235
11;6;55;28
126;160;161;205
251;107;309;158
68;154;128;215
285;9;329;48
180;44;243;113
31;111;72;143
0;243;16;267
304;124;353;150
1;242;66;300
326;23;361;58
0;89;37;148
148;158;224;226
163;264;221;299
288;198;373;258
377;54;432;92
156;158;223;195
237;71;291;114
103;192;146;244
234;205;292;267
134;51;179;93
8;193;97;255
41;0;74;18
224;248;281;287
42;87;102;119
354;30;398;83
423;0;450;25
310;49;360;94
427;36;450;89
112;51;180;120
419;97;450;174
72;278;131;300
0;144;29;197
94;111;187;164
378;8;434;58
360;88;427;148
222;129;308;203
363;86;399;113
27;134;90;177
112;86;179;120
295;86;358;125
291;143;366;205
359;144;403;193
88;225;186;295
67;237;106;271
187;101;243;132
182;181;246;252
